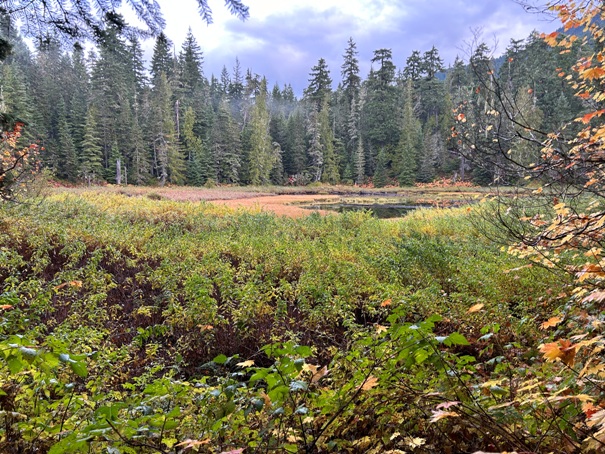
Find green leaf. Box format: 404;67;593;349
445;332;470;346
213;354;228;365
48;434;88;454
69;360;88;378
7;356;23;374
294;345;312;357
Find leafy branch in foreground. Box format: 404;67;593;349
0;121;38;202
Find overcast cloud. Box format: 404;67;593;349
144;0;559;94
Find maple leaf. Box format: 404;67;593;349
436;401;461;410
541;316;563;330
583;402;600;419
405;436;426;448
236;360;255;368
380;298;392;307
375;324;388;333
587;409;605;428
430;410;460;423
581;109;605;124
540;339;577;366
467;303;484;313
582;67;605;80
361;376;379;391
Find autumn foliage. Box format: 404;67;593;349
0;122;37;201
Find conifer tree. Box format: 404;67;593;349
248;77;274;185
373;147;388;187
57;98;78;181
284;109;306;178
79;106;103;185
304;58;332;107
210;99;241;184
129;111;149;185
183;106;209;185
396;80;422;186
403;50;423;81
307;105;323;182
319;95;339;184
150;33;174;85
341;37;360;102
150;72;184;185
354;134;365;185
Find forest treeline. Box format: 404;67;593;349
0;14;585;187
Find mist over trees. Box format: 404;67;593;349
0;13;584;187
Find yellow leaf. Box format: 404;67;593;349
430;410;460;423
361;376;379;391
375;324;388;333
541;316;563;330
260;391;271;407
467;303;484;313
311;365;329;384
583;67;605;80
539;339;576;366
236;360;255;368
405;436;426;448
176;438;211;448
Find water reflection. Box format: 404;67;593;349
302;203;431;218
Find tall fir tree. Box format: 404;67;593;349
79;106;104;184
247;77;274;185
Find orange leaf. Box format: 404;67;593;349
582;67;605;80
541;316;563;330
580;110;605;124
467;303;484;314
540;339;577;366
311;365;329;384
380;299;392;307
583;402;599;419
540;341;563;361
0;305;13;310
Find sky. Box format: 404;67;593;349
134;0;560;94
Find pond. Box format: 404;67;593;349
301;201;433;218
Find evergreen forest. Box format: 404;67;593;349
0;14;585;188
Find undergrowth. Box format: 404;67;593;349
0;192;573;452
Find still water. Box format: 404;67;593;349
302;202;431;219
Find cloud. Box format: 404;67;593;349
152;0;559;95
